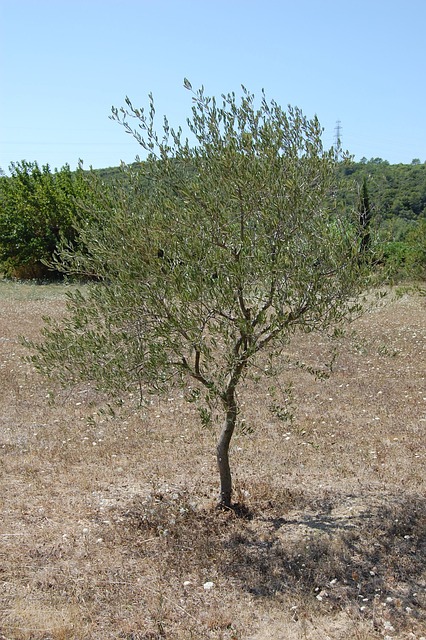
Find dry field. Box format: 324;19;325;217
0;280;425;640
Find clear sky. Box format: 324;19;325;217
1;0;425;173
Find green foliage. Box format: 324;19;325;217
339;160;426;224
381;241;414;279
380;218;426;281
0;161;85;278
401;219;426;279
2;156;425;284
337;159;426;280
29;84;372;504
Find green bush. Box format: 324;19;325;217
405;219;426;278
0;161;85;279
381;222;426;280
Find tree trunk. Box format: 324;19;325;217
217;398;237;508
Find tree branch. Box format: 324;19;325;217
175;352;213;389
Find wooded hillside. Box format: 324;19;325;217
0;158;425;279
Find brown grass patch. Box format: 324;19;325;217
0;281;425;639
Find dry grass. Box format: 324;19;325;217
0;280;425;639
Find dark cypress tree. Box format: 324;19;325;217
358;176;372;253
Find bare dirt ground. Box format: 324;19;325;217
0;281;425;639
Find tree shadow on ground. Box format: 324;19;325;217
221;493;426;631
120;488;426;634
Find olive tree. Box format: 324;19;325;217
30;82;368;507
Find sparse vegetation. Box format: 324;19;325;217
0;281;425;638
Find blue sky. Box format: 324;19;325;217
1;0;425;173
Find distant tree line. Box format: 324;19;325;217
339;158;426;222
0;157;425;280
338;159;426;279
